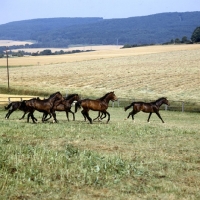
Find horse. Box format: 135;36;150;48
75;91;117;124
5;99;39;120
124;97;169;123
43;94;80;121
22;91;64;123
82;97;107;122
5;101;23;119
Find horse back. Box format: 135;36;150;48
134;102;157;113
81;99;108;111
5;101;22;110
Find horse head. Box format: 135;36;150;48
157;97;169;107
75;94;81;101
163;97;170;106
110;91;118;102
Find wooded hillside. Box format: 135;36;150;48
0;12;200;47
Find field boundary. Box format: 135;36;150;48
1;96;200;113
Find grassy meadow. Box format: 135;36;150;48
0;107;199;199
0;44;200;199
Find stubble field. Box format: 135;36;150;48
0;44;200;101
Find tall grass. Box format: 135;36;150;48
0;108;199;199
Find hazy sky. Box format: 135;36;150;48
1;0;200;25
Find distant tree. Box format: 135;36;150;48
175;38;181;44
40;49;52;55
181;36;188;43
32;51;39;56
191;27;200;43
122;44;132;48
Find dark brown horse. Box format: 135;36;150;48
5;99;39;120
43;94;80;121
22;91;64;123
124;97;169;123
75;91;117;124
5;101;23;119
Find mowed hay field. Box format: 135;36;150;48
0;44;200;101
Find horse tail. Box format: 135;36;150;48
124;102;134;111
75;100;82;113
5;102;12;110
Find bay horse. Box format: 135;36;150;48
23;91;64;123
5;101;23;119
75;91;117;124
43;94;80;121
124;97;169;123
5;99;39;120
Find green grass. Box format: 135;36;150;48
0;108;199;199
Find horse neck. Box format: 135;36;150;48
51;94;61;103
155;99;165;107
102;94;113;104
67;96;76;104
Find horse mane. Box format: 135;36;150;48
151;97;167;103
48;91;61;98
99;92;113;101
65;94;78;100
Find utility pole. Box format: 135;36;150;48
6;46;10;91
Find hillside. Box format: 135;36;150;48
0;12;200;47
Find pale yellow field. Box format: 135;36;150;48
0;44;200;102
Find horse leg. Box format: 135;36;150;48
19;112;27;120
105;111;110;123
42;112;47;121
27;112;36;123
127;110;136;121
155;111;165;123
27;113;31;123
147;113;152;122
31;113;37;123
5;110;13;119
43;113;52;121
100;112;107;120
93;111;101;121
81;110;87;121
32;112;37;122
5;111;10;119
65;111;69;121
68;110;75;121
52;112;58;123
84;111;92;124
127;111;132;119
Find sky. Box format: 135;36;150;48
1;0;200;25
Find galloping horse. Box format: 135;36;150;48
124;97;169;123
5;99;39;120
5;101;23;119
22;91;64;123
75;91;117;124
43;94;80;121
